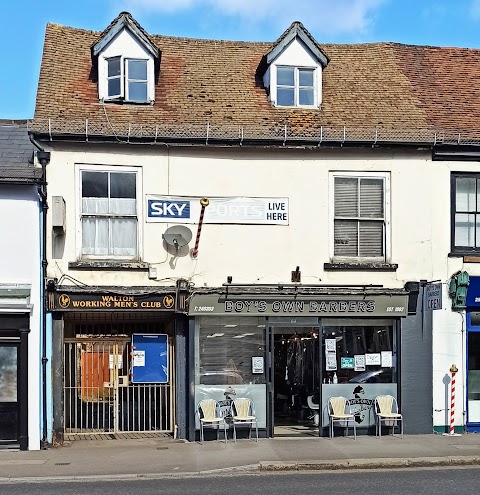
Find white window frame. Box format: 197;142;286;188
104;57;150;103
275;65;317;108
106;56;123;99
329;171;391;262
75;164;143;261
125;59;149;102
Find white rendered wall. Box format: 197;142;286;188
44;144;437;289
0;185;41;450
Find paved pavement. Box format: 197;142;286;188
0;433;480;482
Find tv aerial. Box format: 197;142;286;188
162;225;193;253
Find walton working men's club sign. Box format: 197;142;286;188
49;292;176;311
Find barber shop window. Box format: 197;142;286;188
196;316;266;385
451;173;480;254
322;319;396;384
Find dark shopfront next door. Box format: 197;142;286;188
0;317;29;450
0;343;20;446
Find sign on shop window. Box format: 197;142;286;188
252;356;264;374
341;357;355;369
354;355;366;371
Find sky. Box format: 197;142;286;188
2;0;480;119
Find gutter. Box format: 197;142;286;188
29;131;435;151
29;133;49;450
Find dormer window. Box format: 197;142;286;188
92;12;160;105
277;67;315;107
261;21;329;110
106;57;148;102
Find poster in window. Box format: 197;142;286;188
252;356;264;374
326;354;337;371
325;339;337;354
354;355;366;371
365;353;381;366
341;357;355;369
381;351;393;368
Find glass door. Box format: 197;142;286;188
0;344;19;444
467;313;480;428
267;324;320;437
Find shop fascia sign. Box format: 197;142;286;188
146;195;289;225
190;294;408;317
50;292;176;311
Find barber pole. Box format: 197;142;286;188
191;197;209;258
443;364;461;436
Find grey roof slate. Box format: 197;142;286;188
0;121;33;167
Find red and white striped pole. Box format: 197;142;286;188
191;198;209;258
444;364;461;436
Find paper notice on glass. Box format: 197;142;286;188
354;355;366;371
325;339;337;354
326;354;337;371
252;356;264;374
109;354;123;369
133;350;145;367
365;353;381;366
381;351;393;368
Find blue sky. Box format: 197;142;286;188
2;0;480;119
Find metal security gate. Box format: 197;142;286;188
64;338;174;435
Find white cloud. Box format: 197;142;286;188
125;0;385;35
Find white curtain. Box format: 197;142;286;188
82;197;137;256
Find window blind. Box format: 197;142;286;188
334;177;385;258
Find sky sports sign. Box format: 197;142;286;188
146;195;289;225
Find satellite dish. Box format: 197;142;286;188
162;225;193;252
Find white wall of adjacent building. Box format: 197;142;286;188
0;184;41;450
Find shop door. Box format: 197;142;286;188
0;344;19;445
64;338;174;436
267;324;320;437
467;314;480;429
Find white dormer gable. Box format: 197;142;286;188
92;12;160;104
262;22;328;109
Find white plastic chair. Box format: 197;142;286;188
307;394;320;426
230;398;258;442
374;395;403;438
328;396;356;439
197;399;227;444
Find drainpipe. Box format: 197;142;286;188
29;133;50;449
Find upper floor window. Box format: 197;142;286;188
452;173;480;253
332;173;389;260
80;168;139;258
276;66;315;107
106;57;148;102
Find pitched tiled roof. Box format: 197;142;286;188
32;16;480;144
0;122;33;166
0;122;43;182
